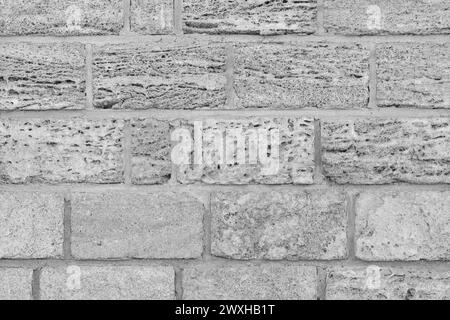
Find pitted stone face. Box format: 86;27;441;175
65;5;83;31
366;5;382;30
365;266;382;290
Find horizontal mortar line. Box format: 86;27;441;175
0;259;450;271
1;109;450;119
2;34;450;44
0;184;449;193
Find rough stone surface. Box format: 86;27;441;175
71;192;204;259
184;265;318;300
131;0;173;34
0;0;123;35
378;43;450;109
322;119;450;184
0;118;124;184
235;42;369;109
41;266;175;300
0;42;85;110
0;192;63;259
0;268;33;300
131;118;172;185
174;118;315;185
356;191;450;261
327;267;450;300
93;42;226;109
211;190;348;260
183;0;318;35
324;0;450;35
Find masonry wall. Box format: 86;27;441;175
0;0;449;300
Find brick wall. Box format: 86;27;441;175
0;0;449;300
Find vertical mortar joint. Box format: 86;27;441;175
225;44;236;109
368;42;378;109
314;119;325;185
32;267;42;301
63;194;72;260
174;266;184;300
317;0;325;35
174;0;183;35
85;43;94;110
122;0;131;34
124;119;133;185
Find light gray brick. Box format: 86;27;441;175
211;190;348;260
131;0;173;34
327;266;450;300
131;118;172;185
356;191;450;261
71;192;204;259
0;0;123;35
93;42;226;109
183;0;318;35
0;192;63;259
174;118;315;185
378;43;450;109
184;265;318;300
324;0;450;35
322;119;450;184
0;118;124;184
0;42;85;110
41;266;175;300
0;268;33;300
235;42;369;109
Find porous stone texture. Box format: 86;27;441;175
322;119;450;184
0;42;85;110
174;118;315;185
40;266;175;300
0;0;123;35
71;192;204;259
131;118;172;184
211;190;348;260
93;42;226;109
183;265;318;300
324;0;450;35
356;191;450;261
0;268;33;300
235;42;369;109
183;0;318;35
131;0;173;34
378;43;450;109
0;118;124;184
0;192;63;259
327;267;450;300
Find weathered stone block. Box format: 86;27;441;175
131;118;172;185
322;119;450;184
93;42;226;109
356;191;450;261
327;266;450;300
0;42;85;110
0;192;63;259
378;43;450;109
184;265;318;300
0;118;124;184
211;190;348;260
174;118;315;185
0;268;33;300
71;192;204;259
41;266;175;300
0;0;123;35
183;0;318;35
324;0;450;35
235;42;369;109
131;0;173;34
